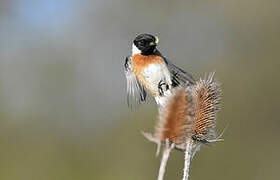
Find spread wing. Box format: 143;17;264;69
163;57;195;87
124;56;147;108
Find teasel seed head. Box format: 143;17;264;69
191;73;222;143
143;73;222;152
155;88;195;147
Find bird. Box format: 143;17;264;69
124;33;195;109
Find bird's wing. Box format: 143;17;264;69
124;56;147;108
162;57;195;87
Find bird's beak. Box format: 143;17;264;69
149;36;159;46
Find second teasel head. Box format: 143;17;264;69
191;73;222;143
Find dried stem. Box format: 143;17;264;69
158;142;174;180
182;138;194;180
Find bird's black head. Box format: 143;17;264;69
133;34;159;55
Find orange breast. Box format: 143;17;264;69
131;54;165;94
131;54;165;76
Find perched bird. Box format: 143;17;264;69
125;33;195;108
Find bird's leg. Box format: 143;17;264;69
158;80;170;96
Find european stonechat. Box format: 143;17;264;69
125;33;195;108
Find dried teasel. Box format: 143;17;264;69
182;73;222;180
142;87;195;180
191;73;222;143
143;73;222;149
156;88;195;148
142;88;194;154
143;73;222;180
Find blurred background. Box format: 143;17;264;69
0;0;279;179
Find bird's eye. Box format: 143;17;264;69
139;40;145;45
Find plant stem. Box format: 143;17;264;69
158;143;174;180
182;138;194;180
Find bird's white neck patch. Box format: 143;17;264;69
132;44;141;55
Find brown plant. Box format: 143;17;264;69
143;73;222;180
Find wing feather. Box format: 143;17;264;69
162;57;195;87
124;56;147;108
